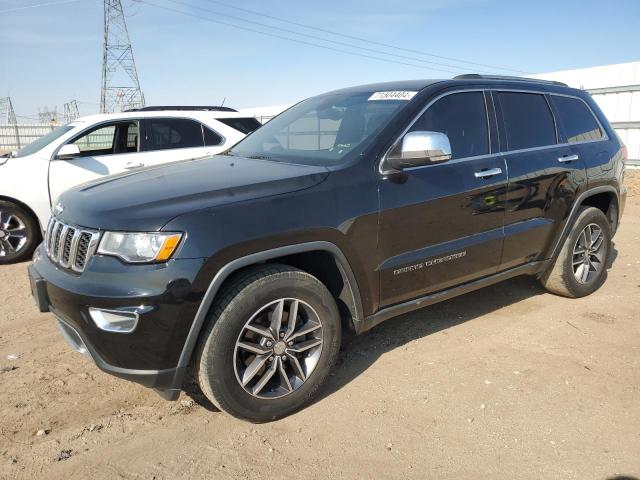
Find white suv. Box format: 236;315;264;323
0;106;261;263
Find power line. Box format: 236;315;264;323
202;0;530;75
0;0;87;13
140;0;472;76
161;0;495;75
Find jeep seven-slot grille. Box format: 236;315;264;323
45;218;100;273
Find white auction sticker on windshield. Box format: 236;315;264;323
368;91;417;101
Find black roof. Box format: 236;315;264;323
324;75;571;96
125;106;238;112
453;74;568;87
326;79;440;95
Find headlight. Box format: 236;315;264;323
97;232;182;263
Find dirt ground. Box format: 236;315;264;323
1;173;640;480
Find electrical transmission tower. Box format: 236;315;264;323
38;106;59;124
100;0;145;113
63;100;80;122
0;97;18;124
0;97;21;149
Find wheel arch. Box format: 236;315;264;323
579;189;619;234
0;194;43;236
176;241;363;370
549;185;619;260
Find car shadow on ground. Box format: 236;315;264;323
185;243;619;417
318;274;546;404
319;242;619;406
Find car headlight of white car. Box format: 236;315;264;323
97;232;183;263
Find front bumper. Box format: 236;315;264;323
29;246;205;399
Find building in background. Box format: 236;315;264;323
534;60;640;163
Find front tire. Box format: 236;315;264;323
540;206;611;298
195;264;341;422
0;200;39;264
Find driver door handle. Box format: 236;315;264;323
558;154;579;163
125;161;145;170
474;167;502;179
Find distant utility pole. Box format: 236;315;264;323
0;97;21;148
100;0;145;113
63;100;80;122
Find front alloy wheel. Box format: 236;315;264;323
0;201;39;264
234;298;323;399
195;265;341;422
0;211;28;257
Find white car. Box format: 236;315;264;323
0;106;261;263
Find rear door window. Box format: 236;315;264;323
410;91;489;159
498;92;556;150
551;95;603;143
144;118;204;151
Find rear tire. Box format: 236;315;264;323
540;206;611;298
194;264;341;422
0;200;40;264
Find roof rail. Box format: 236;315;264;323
454;74;568;87
124;105;238;112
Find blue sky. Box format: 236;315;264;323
1;0;639;119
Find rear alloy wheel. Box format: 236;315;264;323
195;265;341;422
541;206;611;298
571;223;606;284
0;201;39;264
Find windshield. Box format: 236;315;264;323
229;91;412;165
15;125;74;158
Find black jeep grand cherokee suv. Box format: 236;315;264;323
29;75;627;422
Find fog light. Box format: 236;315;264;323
89;308;139;333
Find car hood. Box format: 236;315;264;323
56;155;329;231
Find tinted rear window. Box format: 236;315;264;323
204;127;223;146
145;118;204;151
498;92;556;150
552;95;603;143
217;117;262;134
410;91;489;159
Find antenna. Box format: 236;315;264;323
100;0;145;113
63;100;80;122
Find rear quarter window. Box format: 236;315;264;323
216;117;262;134
498;92;556;150
551;95;604;143
203;127;223;146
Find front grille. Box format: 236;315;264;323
45;217;100;273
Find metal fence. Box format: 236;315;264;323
0;124;58;152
